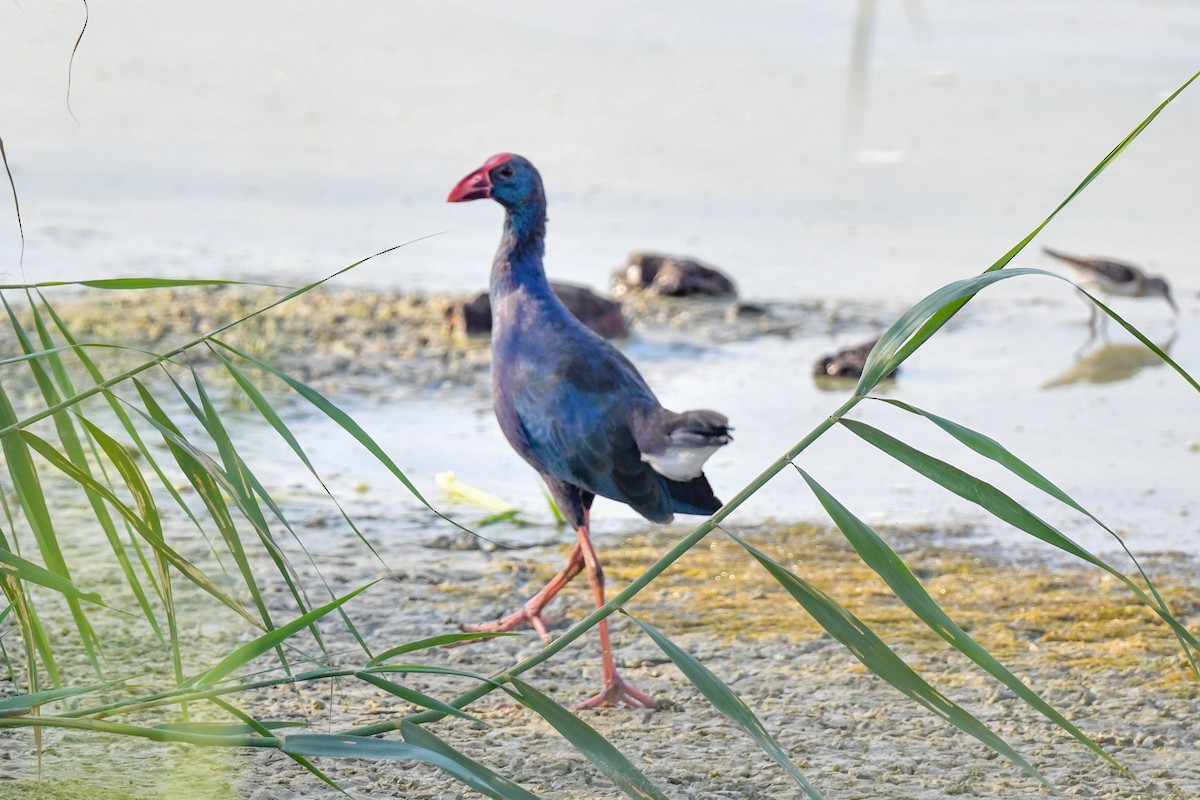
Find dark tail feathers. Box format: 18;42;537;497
670;409;732;448
665;473;722;516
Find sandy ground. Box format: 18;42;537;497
0;276;1196;800
0;284;1197;800
1;521;1198;800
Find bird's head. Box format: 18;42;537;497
1146;276;1179;315
447;153;543;210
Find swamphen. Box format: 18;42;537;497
447;153;731;708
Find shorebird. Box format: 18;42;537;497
1043;247;1178;335
447;153;731;708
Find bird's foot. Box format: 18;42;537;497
576;675;658;710
459;603;560;645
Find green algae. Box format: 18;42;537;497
460;524;1199;696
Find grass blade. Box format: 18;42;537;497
208;696;350;796
400;720;541;800
210;339;429;501
0;341;135;367
0;714;278;746
0;548;104;606
0;502;59;689
354;672;483;724
129;378;289;643
0;240;426;445
874;396;1200;676
21;427;260;628
366;632;516;666
171;367;327;659
858;67;1200;394
506;678;669;800
1081;294;1199;392
36;291;214;551
858;268;1045;392
211;345;388;655
627;613;824;799
839;418;1200;658
153;721;308;734
282;733;536;800
0;680;127;716
860;269;1198;396
795;467;1125;775
0;278;279;290
24;294;167;644
723;529;1049;789
184;581;376;688
0;382;100;677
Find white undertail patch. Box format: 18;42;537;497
642;445;721;482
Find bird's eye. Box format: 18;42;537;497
495;165;514;179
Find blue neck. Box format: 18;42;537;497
491;197;548;296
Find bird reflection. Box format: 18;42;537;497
1043;331;1178;389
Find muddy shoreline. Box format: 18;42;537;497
6;283;898;394
0;288;1197;798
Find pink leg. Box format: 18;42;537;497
574;523;658;710
461;542;585;644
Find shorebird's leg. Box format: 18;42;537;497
574;522;658;710
1081;291;1096;328
460;542;584;644
1079;291;1102;347
1096;307;1110;342
1079;315;1099;355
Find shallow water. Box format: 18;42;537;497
3;2;1198;559
219;291;1195;566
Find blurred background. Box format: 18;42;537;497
2;1;1198;555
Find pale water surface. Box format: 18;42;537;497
3;2;1199;558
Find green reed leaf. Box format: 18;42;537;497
628;613;824;798
0;680;127;716
184;581;376;689
401;720;541;800
796;467;1125;775
366;632;517;666
0;548;104;606
355;672;483;724
839;418;1200;658
283;733;535;800
507;678;669;800
724;529;1049;789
